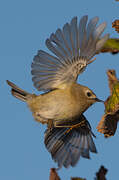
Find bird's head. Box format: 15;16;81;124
73;84;103;112
83;87;103;104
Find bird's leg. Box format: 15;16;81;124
64;120;86;134
47;119;54;129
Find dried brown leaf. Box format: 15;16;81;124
112;20;119;33
97;70;119;137
97;114;118;137
49;168;61;180
95;166;108;180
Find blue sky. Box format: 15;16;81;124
1;0;119;179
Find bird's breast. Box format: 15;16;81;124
27;88;82;121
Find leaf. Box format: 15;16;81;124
49;168;61;180
97;69;119;137
105;82;119;113
99;38;119;54
112;19;119;33
98;19;119;54
97;113;118;137
95;166;108;180
99;20;119;54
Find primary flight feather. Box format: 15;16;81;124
31;16;109;91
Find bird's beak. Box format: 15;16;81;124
95;98;104;103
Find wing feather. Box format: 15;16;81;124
44;116;97;168
32;16;109;91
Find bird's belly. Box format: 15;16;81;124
34;100;81;126
27;91;82;125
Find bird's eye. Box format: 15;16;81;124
86;91;92;97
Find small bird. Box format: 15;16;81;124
7;16;109;168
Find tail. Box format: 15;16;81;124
44;116;97;168
6;80;30;102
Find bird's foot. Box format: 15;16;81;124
64;120;86;134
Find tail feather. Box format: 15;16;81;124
44;117;97;168
80;135;90;158
6;80;30;102
87;134;97;153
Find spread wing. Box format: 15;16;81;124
44;115;97;168
31;16;109;91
